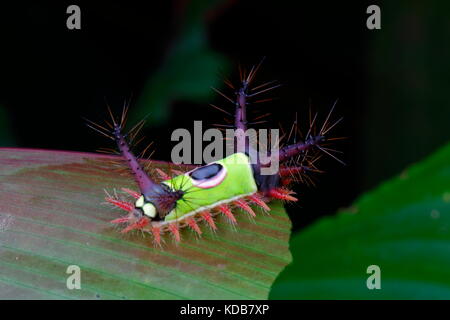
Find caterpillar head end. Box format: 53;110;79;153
135;185;185;221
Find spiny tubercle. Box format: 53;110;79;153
113;126;155;196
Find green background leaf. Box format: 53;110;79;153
0;148;291;299
270;142;450;299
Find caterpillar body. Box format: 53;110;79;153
88;63;341;247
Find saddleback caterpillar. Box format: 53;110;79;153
87;61;343;247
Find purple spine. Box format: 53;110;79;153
234;81;249;153
278;136;324;163
113;127;154;195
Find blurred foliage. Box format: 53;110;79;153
363;0;450;189
133;0;229;125
0;106;15;147
270;141;450;299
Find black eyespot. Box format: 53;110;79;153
189;163;223;180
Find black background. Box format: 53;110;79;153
1;1;377;231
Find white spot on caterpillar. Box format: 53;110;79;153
135;195;144;208
143;203;156;218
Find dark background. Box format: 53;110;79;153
1;1;449;231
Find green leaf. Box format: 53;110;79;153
0;148;291;299
270;142;450;299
